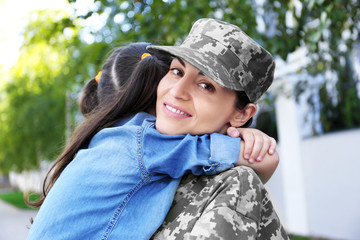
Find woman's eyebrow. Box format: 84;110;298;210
176;57;204;76
176;57;186;67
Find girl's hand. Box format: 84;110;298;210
227;127;276;163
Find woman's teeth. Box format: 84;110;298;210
166;105;191;116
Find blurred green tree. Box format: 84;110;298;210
319;53;360;133
0;11;72;172
1;0;359;172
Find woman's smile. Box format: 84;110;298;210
163;103;192;118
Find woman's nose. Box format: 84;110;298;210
169;77;191;100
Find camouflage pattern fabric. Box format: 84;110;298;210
147;18;275;103
151;166;289;240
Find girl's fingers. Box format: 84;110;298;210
248;132;264;163
268;137;277;155
227;127;277;162
255;135;270;162
242;132;254;160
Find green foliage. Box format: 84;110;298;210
0;10;73;173
289;234;329;240
0;9;117;173
318;53;360;133
0;191;39;210
1;43;66;172
68;0;260;46
289;0;360;134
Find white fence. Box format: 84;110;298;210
301;128;360;239
266;127;360;240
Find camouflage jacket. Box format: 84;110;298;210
152;166;289;240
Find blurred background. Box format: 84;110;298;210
0;0;359;239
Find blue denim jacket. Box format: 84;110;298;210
28;112;240;240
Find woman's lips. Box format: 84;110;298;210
163;103;192;118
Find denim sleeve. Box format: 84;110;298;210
204;133;240;175
142;125;240;179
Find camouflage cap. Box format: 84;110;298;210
147;18;275;102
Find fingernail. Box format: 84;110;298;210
256;156;262;162
269;149;274;154
245;154;250;159
249;158;255;163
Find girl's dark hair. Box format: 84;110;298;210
80;43;171;117
27;42;171;208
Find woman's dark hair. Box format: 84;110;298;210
27;43;171;208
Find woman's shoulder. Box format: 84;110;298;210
232;166;262;183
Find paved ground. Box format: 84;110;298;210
0;200;38;240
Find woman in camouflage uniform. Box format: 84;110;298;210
148;18;289;239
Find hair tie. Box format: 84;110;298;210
141;53;151;60
95;71;102;83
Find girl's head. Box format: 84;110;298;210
80;42;171;117
148;18;275;135
28;43;171;208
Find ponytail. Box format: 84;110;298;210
79;78;99;116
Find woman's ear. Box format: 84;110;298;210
230;103;257;128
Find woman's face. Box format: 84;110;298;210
155;58;239;135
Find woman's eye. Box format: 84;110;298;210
199;83;215;92
170;68;182;76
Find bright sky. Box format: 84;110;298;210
0;0;70;71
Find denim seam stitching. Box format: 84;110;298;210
137;124;151;182
101;179;146;240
